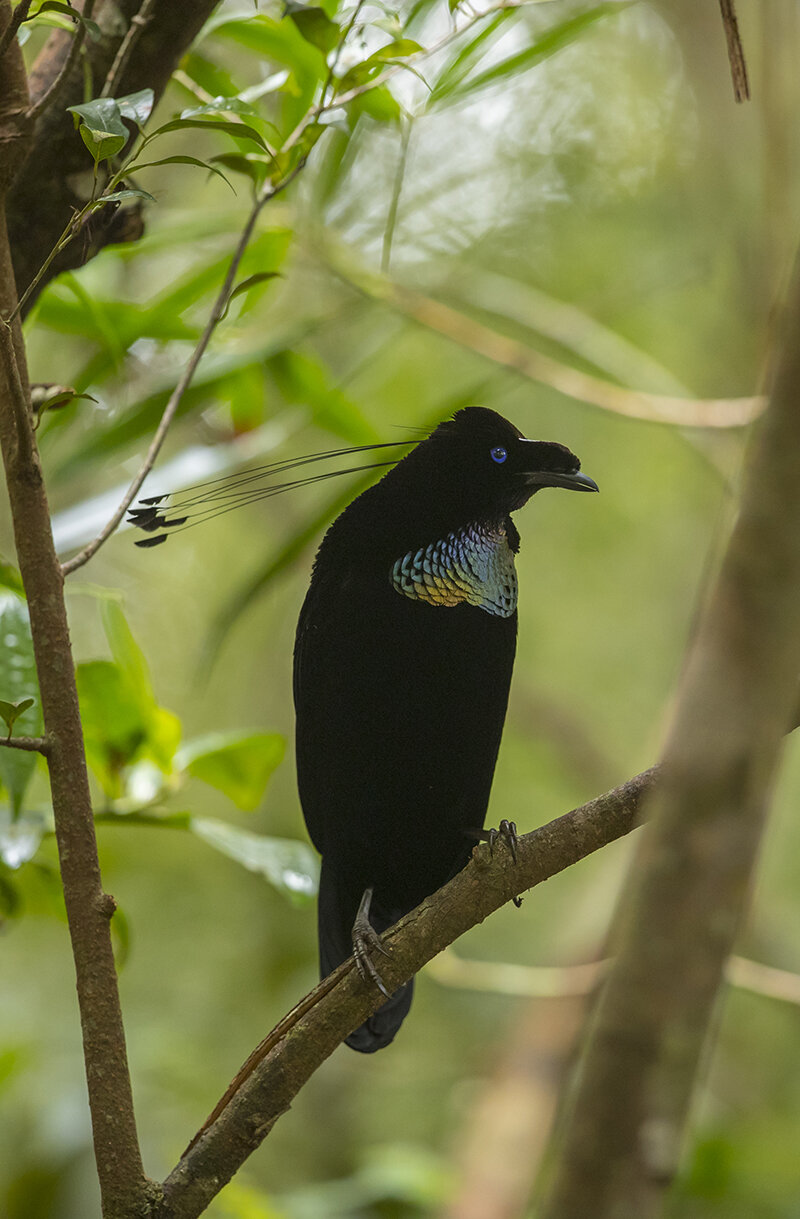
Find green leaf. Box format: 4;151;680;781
115;87;155;130
434;2;630;103
209;152;270;189
30;384;97;419
96;188;157;205
191;817;318;904
267;348;376;439
204;14;325;131
220;272;281;321
77;606;182;791
100;602;181;780
68;96;129;162
179;97;260;119
100;600;157;721
176;731;285;811
110;902;131;969
153;116;269;149
338;37;423;91
367;36;423;61
76;661;149;798
130;155;235;191
0;594;42;817
32;0;101;37
0;698;35;736
67;97;124;136
0;562;23;597
427;8;510;103
145;706;182;773
0;872;21;921
292;119;326;161
283;0;339;54
179;50;241;102
80;126;126;161
348;85;401;124
238;70;291;104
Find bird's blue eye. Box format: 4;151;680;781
490;446;507;464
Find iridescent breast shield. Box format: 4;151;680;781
390;523;518;618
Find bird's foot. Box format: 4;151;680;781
476;820;523;908
352;887;391;998
485;818;519;863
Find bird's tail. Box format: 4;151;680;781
318;864;414;1053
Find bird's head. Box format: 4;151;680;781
404;406;598;526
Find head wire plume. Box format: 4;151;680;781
128;441;415;547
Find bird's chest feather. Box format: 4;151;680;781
389;522;518;618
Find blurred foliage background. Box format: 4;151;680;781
2;0;800;1216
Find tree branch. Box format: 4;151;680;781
0;12;147;1214
0;733;50;753
26;0;97;122
7;0;220;309
0;0;32;61
154;767;657;1219
100;0;157;100
539;249;800;1218
718;0;750;103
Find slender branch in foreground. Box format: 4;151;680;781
100;0;157;100
0;734;51;753
718;0;750;103
60;164;303;576
26;0;96;122
155;767;657;1219
5;209;78;325
0;0;31;60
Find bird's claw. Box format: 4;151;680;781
485;818;519;863
475;820;523;908
352;887;391;998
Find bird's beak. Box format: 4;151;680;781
523;470;599;493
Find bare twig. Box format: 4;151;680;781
26;0;97;122
60;162;306;576
5;210;77;325
718;0;750;103
0;734;51;753
100;0;156;99
0;0;32;60
727;955;800;1007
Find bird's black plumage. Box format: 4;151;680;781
294;406;597;1052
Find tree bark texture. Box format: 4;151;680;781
539;252;800;1219
7;0;221;307
0;8;149;1214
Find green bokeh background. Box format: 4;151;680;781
3;1;800;1215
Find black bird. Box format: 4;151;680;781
293;406;598;1052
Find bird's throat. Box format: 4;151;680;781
390;523;518;618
